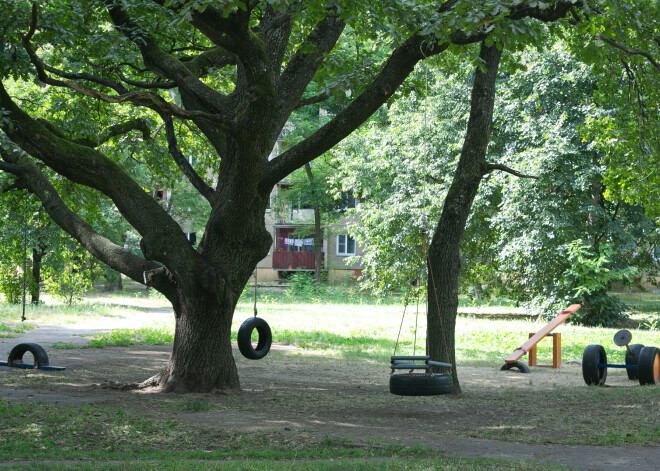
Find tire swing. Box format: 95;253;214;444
387;60;453;396
237;270;272;360
388;284;453;396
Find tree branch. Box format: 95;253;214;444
87;119;152;147
261;34;449;190
596;33;660;73
263;1;574;189
0;150;175;295
275;12;345;132
485;163;539;179
36;118;151;148
162;115;215;203
295;92;331;110
0;80;196;272
40;63;129;95
104;0;238;129
113;67;177;90
20;21;232;127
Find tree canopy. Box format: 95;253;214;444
0;0;657;392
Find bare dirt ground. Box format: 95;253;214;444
1;309;659;470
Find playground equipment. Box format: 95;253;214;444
501;304;581;373
389;355;453;396
237;270;272;360
0;343;65;371
582;330;659;386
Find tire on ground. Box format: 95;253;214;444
582;344;607;386
389;373;452;396
237;317;272;360
500;361;530;373
625;344;644;380
637;346;660;386
7;343;50;367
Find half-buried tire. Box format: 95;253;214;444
582;344;607;386
637;346;660;386
389;373;452;396
237;317;272;360
8;343;50;367
625;344;644;380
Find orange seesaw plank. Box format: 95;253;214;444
504;304;581;364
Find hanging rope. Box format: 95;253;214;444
21;190;28;322
418;45;450;364
392;298;409;357
413;288;420;356
253;269;258;317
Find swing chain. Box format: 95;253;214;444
21;189;28;322
253;268;258;318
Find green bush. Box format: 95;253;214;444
287;272;324;299
548;241;636;327
44;248;98;305
0;264;35;304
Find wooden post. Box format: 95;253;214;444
528;333;537;366
553;333;561;368
526;332;562;368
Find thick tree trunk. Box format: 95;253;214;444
304;163;323;283
427;43;502;394
30;248;44;304
136;192;272;392
140;289;240;392
312;205;323;283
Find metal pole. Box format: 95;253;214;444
21;190;28;322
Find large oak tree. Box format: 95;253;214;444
0;0;650;392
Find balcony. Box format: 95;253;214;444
272;251;322;270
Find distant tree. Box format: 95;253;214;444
489;45;659;326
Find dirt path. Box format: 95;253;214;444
0;311;658;470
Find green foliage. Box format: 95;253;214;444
489;45;659;325
43;246;99;305
286;272;325;298
0;262;24;304
563;241;638;298
330;62;473;297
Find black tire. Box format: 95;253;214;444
389;373;452;396
637;346;660;386
237;317;272;360
582;344;607;386
500;361;530;373
625;344;644;380
7;343;50;367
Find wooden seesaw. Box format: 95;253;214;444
500;304;581;373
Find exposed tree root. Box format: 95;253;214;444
98;371;240;394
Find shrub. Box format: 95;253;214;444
288;272;324;299
44;248;98;305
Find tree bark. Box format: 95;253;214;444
30;248;45;304
140;288;240;392
304;163;323;283
427;42;502;394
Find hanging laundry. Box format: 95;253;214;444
294;239;304;247
303;238;314;246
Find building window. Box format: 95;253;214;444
336;234;355;256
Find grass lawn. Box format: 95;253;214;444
67;289;660;367
0;287;658;470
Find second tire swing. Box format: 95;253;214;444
237;271;272;360
237;317;272;360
